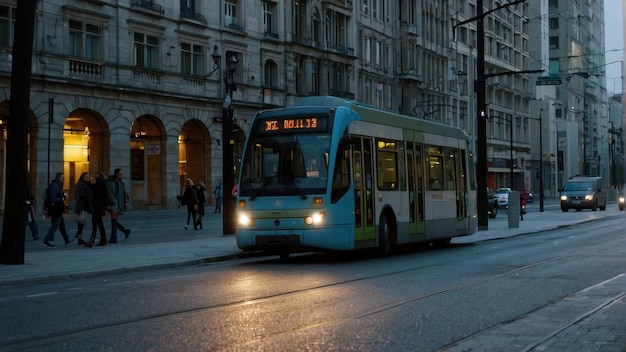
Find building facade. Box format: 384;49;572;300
0;0;613;214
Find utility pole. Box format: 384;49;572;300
539;109;544;212
453;0;529;230
0;0;37;264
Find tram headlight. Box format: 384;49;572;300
304;212;324;225
238;213;254;227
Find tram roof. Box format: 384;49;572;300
294;96;468;139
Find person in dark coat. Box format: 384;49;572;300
25;186;39;241
74;172;93;245
42;173;74;248
84;172;108;247
181;178;197;230
213;181;223;213
106;169;131;243
194;181;207;230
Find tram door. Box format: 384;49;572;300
352;137;375;241
407;142;425;235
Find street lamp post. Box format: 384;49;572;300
509;116;514;189
209;47;239;235
453;0;535;230
539;109;544;212
222;53;238;235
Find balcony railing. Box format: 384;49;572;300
69;58;103;77
180;6;207;24
130;0;165;14
132;68;162;85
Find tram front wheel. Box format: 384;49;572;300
377;216;390;257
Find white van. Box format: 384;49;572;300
560;176;607;212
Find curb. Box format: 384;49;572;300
0;250;267;288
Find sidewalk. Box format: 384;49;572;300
1;205;625;351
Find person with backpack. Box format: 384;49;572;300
42;172;75;248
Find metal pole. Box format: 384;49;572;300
222;73;235;235
452;0;527;231
48;98;53;183
510;116;513;189
539;109;544;212
476;0;488;230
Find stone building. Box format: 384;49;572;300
2;0;588;213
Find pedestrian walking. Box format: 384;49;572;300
74;172;93;245
42;173;75;248
84;172;108;247
106;168;131;243
194;181;206;229
25;186;39;241
213;181;223;213
180;178;198;230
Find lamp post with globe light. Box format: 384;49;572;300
209;46;239;235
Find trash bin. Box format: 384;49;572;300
508;191;520;228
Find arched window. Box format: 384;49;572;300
264;59;278;89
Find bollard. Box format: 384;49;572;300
508;191;520;228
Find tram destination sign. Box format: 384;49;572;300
536;77;562;86
259;115;328;134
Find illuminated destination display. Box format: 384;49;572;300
260;116;328;133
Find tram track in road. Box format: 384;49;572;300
5;232;625;351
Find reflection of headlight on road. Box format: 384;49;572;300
304;212;324;225
238;214;254;226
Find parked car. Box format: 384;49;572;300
619;190;625;211
487;188;498;218
495;188;511;209
494;187;526;214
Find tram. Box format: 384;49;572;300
235;96;477;258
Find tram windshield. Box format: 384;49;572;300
562;181;594;191
239;133;331;198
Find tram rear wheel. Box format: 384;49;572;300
377;216;390;257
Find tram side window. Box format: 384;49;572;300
376;139;398;190
331;136;350;203
427;146;444;190
444;147;456;190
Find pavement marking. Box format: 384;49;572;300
27;291;59;298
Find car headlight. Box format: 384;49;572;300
585;195;594;201
619;196;625;204
560;195;567;201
